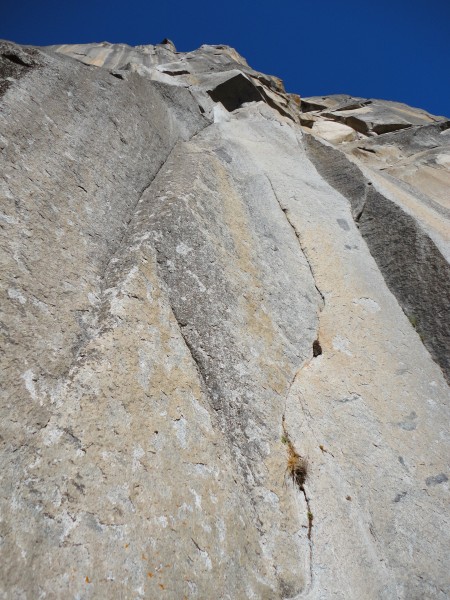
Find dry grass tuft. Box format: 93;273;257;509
286;440;308;489
282;420;308;490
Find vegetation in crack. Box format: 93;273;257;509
282;420;308;491
281;416;314;580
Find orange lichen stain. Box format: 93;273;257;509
124;543;129;549
147;572;154;578
319;444;335;457
141;553;148;561
85;576;91;584
159;584;165;590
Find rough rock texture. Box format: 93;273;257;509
1;40;449;599
301;96;450;380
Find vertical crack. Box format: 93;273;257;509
302;131;450;381
98;156;168;287
354;182;371;223
265;170;321;589
303;488;314;584
265;174;325;306
62;120;216;380
281;416;314;586
174;321;218;411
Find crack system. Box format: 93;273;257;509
265;172;322;591
61;114;322;592
303;131;450;382
282;415;314;587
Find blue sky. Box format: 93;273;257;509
2;0;449;116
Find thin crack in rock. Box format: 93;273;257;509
265;174;325;307
59;121;212;383
281;417;314;591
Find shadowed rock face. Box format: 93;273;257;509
1;40;449;600
303;133;450;381
0;41;41;96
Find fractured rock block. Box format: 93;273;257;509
207;71;263;111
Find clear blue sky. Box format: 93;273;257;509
2;0;449;117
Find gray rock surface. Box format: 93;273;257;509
303;133;450;380
301;94;446;133
300;96;450;381
1;41;449;599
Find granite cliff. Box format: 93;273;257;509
1;39;449;599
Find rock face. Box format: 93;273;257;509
0;39;449;599
301;97;450;380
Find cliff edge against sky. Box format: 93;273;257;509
1;39;449;599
